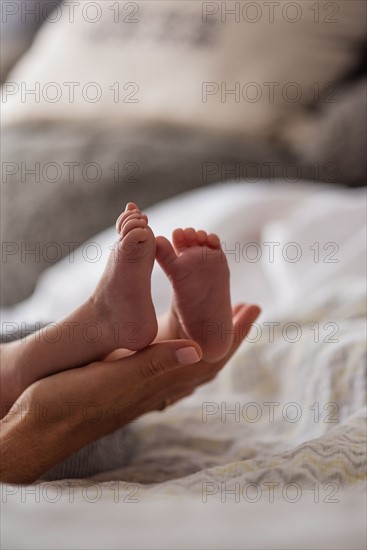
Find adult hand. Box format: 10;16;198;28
0;339;201;484
144;303;261;409
0;304;259;484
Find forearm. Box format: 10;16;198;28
0;379;122;484
0;406;72;484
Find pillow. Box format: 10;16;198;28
280;78;367;187
2;0;366;137
0;0;62;81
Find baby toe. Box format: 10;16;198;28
183;228;196;246
207;233;221;249
126;202;139;211
196;230;207;245
117;211;146;234
121;217;147;238
172;228;187;252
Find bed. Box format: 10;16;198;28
1;181;366;549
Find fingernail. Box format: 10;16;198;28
176;347;200;365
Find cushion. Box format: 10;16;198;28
2;0;366;137
0;0;62;81
280;78;367;187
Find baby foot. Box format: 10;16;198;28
0;203;158;418
156;228;233;362
92;202;158;351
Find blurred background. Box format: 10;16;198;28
1;5;366;549
1;0;366;306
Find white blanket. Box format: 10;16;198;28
1;181;366;549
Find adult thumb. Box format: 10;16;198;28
128;340;203;382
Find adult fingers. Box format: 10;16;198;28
111;340;203;384
232;303;244;316
207;304;261;376
234;303;261;341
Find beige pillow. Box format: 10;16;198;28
0;0;63;81
280;78;367;187
2;0;366;137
